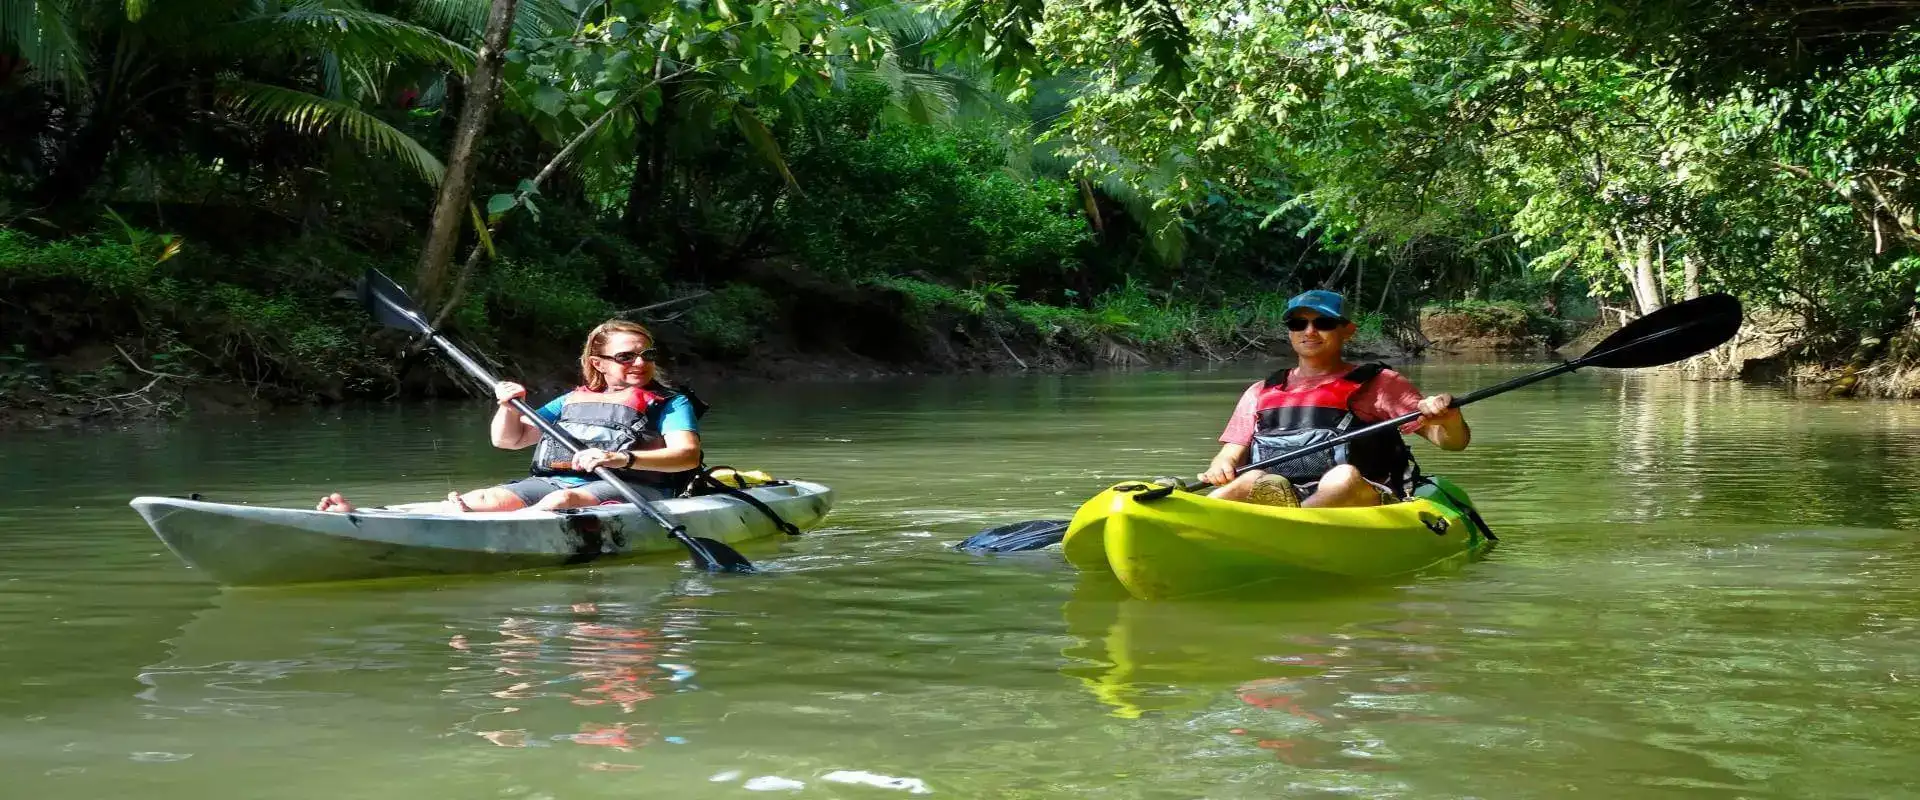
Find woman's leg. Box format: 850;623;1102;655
316;481;542;513
531;480;668;511
451;486;531;512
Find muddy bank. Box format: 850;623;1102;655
0;318;1414;431
1418;302;1563;354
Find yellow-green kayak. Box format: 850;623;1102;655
1061;476;1493;600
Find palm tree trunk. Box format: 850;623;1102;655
413;0;519;308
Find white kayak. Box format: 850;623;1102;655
129;480;835;587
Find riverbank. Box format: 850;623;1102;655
0;237;1431;429
0;307;1418;431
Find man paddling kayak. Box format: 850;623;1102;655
317;320;702;513
1198;290;1469;508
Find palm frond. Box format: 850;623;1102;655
230;3;474;72
1100;171;1187;266
320;51;345;98
845;55;1012;126
2;0;88;91
222;80;447;184
849;0;947;49
399;0;570;41
731;102;797;189
902;69;1010;118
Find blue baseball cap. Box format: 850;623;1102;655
1284;289;1346;321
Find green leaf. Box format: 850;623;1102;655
779;20;800;52
487;193;517;217
732;103;797;190
533;85;567;116
517;179;541;195
468;203;498;258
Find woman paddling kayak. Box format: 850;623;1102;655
1199;290;1470;508
317;320;703;513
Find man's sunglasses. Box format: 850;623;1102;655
595;349;656;365
1285;316;1346;332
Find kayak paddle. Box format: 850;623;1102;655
357;268;756;573
957;291;1744;553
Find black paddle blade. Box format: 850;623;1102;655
684;535;757;573
1581;292;1743;369
357;268;434;335
956;519;1071;553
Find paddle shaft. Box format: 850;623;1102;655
1233;319;1700;478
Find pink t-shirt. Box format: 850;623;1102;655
1219;366;1429;446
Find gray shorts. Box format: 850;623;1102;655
496;477;667;507
1294;477;1400;504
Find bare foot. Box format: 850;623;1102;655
316;493;355;513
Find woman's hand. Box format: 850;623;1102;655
1198;457;1240;486
495;381;527;406
571;448;630;472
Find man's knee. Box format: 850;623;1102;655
1306;465;1382;508
1319;464;1364;487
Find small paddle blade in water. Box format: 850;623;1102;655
1581;292;1743;369
956;519;1071;553
687;535;757;573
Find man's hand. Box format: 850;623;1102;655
1416;393;1457;422
1198;457;1240;486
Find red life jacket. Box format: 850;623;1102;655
1250;362;1414;495
529;383;701;492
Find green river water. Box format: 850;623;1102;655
3;361;1919;798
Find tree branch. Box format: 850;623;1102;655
615;291;710;319
425;64;705;330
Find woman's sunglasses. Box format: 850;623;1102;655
1285;316;1346;332
595;348;656;365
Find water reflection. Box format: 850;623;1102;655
446;593;706;764
135;572;721;772
1057;574;1475;775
